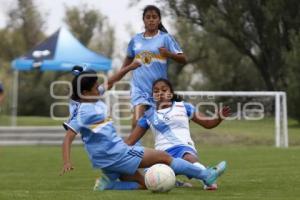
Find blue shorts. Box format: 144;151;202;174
102;146;144;175
165;145;198;159
130;91;154;107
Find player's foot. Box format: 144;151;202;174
93;175;110;191
175;180;193;188
203;161;227;186
203;183;218;190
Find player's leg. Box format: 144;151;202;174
139;148;227;186
183;152;206;170
166;146;207;172
94;146;147;190
183;152;218;190
120;171;146;189
167;146;214;188
94;170;145;191
132;104;148;130
139;148;172;167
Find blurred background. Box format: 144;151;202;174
0;0;299;146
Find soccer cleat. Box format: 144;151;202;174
203;183;218;190
93;175;110;191
175;180;193;188
203;161;227;186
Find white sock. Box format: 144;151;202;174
193;162;207;170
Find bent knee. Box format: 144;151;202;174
157;151;172;164
183;153;198;163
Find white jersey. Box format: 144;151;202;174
138;101;196;151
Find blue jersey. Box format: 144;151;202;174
138;101;196;151
68;85;105;118
63;100;131;169
127;31;183;105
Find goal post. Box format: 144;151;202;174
105;91;288;148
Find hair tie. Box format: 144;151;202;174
72;65;83;76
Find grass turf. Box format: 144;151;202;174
0;145;299;200
1;115;299;146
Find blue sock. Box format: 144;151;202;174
170;158;209;180
105;181;140;190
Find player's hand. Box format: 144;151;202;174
60;162;74;176
158;47;171;58
219;106;231;119
128;60;141;70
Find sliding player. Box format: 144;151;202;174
61;70;227;191
126;78;231;190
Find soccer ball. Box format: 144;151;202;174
144;164;176;192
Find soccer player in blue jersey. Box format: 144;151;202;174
60;70;227;191
121;5;187;129
126;78;231;190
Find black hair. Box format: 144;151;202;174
143;5;168;33
152;78;183;102
71;66;98;101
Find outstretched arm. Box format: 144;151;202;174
125;125;148;146
121;56;134;69
105;60;140;90
192;106;231;129
60;129;76;175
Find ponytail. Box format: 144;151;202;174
172;93;183;102
158;23;168;33
72;65;84;76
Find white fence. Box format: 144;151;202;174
0;91;288;147
0;126;81;145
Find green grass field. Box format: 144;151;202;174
3;115;300;146
0;145;299;200
1;116;300;199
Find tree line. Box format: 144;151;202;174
0;0;115;117
0;0;299;122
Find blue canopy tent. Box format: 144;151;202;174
11;28;112;126
12;28;111;71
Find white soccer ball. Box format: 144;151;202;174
144;164;176;192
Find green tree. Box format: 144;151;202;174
166;0;300;91
0;0;49;116
170;17;265;91
7;0;45;50
285;32;300;121
64;4;115;58
64;5;99;46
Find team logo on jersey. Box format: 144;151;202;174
135;51;154;65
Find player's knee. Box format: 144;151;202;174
183;153;198;163
158;151;172;164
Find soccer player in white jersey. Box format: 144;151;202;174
126;78;231;190
121;5;187;130
61;70;227;191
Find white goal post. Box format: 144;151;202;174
105;91;288;148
